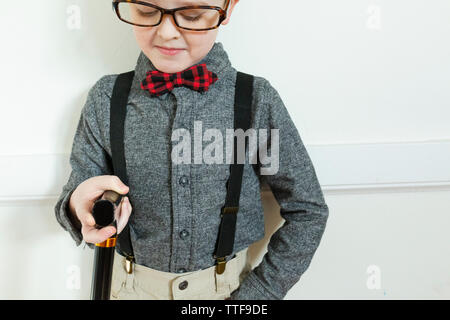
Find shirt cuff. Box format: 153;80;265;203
56;188;96;249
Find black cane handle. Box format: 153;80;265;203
92;190;123;229
90;190;123;300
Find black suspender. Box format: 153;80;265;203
110;71;254;275
110;71;135;272
213;72;254;274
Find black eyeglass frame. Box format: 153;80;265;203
112;0;231;31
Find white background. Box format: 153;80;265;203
0;0;449;299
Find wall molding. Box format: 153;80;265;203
1;140;449;204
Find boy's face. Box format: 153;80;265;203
133;0;238;73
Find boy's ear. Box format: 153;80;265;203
221;0;239;26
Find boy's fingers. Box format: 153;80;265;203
82;225;117;244
117;197;132;234
96;175;129;195
78;210;96;227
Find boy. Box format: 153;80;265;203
54;0;329;300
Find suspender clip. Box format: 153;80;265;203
215;256;227;275
125;255;135;274
221;206;239;217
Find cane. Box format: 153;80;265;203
90;190;123;300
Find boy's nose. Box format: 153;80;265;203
156;14;181;40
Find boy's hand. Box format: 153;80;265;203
69;175;133;244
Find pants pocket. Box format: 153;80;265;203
110;277;124;299
110;252;127;299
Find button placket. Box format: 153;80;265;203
170;89;195;275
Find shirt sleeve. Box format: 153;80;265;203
54;77;114;250
230;80;329;300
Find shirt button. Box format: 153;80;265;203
179;176;189;186
180;230;189;239
177;268;187;273
179;280;188;290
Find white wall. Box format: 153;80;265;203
0;0;449;299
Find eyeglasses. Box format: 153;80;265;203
112;0;230;31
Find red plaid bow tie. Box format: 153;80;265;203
140;64;218;97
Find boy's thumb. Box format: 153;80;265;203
120;184;129;194
110;176;129;194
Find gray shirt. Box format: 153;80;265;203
54;42;329;300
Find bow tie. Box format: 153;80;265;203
140;64;218;97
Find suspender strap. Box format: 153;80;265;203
213;71;254;274
110;71;135;269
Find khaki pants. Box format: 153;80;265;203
110;248;251;300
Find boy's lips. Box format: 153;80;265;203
155;46;185;56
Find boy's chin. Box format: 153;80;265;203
152;58;194;74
